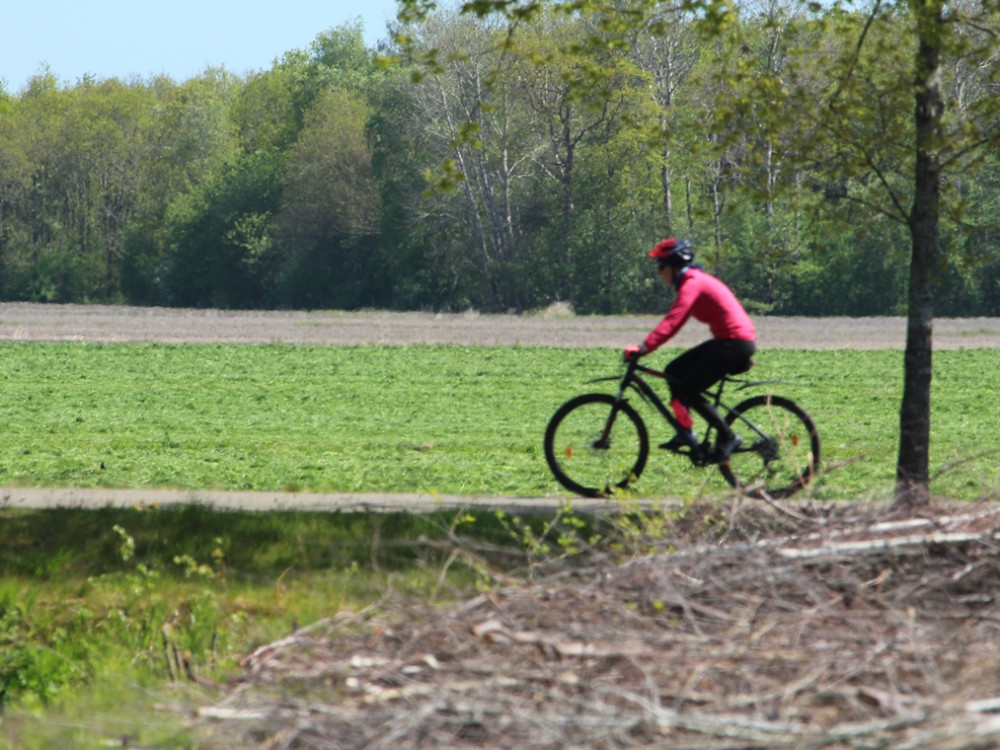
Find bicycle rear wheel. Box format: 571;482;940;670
719;394;820;499
544;393;649;498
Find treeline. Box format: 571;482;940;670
1;9;998;315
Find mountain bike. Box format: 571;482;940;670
543;355;820;499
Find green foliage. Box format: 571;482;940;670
160;150;283;308
0;503;514;747
1;8;1000;314
494;502;598;572
272;89;385;308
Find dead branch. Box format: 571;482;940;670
183;504;1000;749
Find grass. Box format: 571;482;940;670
0;342;996;501
1;341;998;747
1;505;511;748
0;342;557;495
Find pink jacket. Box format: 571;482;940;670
643;268;756;352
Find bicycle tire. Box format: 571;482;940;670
718;394;820;499
544;393;649;498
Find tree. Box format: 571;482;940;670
121;70;240;304
396;12;532;310
162;151;282;308
628;12;700;235
393;0;1000;508
510;14;648;304
0;74;164;302
789;0;1000;508
273;89;382;307
897;0;945;508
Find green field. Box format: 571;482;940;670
2;342;998;747
0;342;996;501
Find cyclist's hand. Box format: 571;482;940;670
624;344;644;362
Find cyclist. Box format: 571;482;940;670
625;238;756;462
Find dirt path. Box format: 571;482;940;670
2;303;997;512
2;301;1000;348
0;486;646;514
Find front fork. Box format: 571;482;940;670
592;366;644;450
591;405;618;449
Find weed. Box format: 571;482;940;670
0;506;503;718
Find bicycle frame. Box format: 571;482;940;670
545;355;820;498
589;358;780;454
588;359;683;434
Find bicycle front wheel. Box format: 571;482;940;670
544;393;649;498
719;394;820;499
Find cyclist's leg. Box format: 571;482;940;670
664;342;714;430
725;339;756;375
661;344;725;458
703;340;755;448
668;340;754;444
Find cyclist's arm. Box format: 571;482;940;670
643;288;696;353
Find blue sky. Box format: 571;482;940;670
1;0;398;92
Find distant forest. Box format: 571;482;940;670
1;6;998;316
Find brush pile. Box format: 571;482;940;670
190;500;1000;749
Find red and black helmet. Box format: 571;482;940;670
649;238;695;268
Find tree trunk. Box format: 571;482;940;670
661;121;673;233
661;160;672;233
561;115;575;303
895;234;934;509
894;1;944;511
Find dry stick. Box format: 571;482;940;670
756;491;828;525
930;448;1000;482
192;504;1000;749
239;616;340;671
773;529;1000;560
162;628;177;683
611;687;819;745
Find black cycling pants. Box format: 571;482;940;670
665;338;756;434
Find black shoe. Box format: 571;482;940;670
710;433;742;463
659;431;698;452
